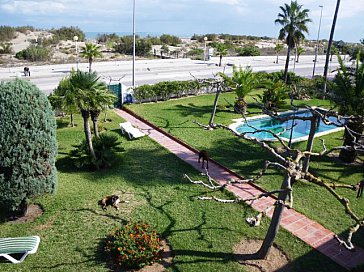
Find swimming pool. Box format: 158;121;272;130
229;109;343;143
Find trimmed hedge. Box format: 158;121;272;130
0;80;57;217
133;80;212;103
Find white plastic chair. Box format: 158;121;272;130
0;236;40;264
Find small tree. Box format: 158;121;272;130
49;75;78;127
0;80;57;217
80;43;102;73
219;66;257;114
215;43;228;67
274;43;284;64
296;46;305;62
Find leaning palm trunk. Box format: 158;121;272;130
339;118;364;163
283;45;292;83
81;110;97;165
90;110;101;138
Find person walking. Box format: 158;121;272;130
357;178;364;198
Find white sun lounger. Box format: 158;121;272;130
0;236;40;264
120;122;146;140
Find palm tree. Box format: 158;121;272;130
219;66;257;114
80;43;102;72
49;76;78;127
215;43;228;67
296;46;305;62
274;43;284;64
331;53;364;163
68;71;115;163
323;0;341;97
275;1;311;83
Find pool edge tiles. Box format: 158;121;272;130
229;109;344;143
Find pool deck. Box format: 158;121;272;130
115;108;364;271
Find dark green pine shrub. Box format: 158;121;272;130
0;79;57;217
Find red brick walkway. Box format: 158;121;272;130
115;109;364;270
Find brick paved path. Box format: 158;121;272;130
115;109;364;270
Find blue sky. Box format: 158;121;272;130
0;0;363;42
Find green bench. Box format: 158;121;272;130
0;236;40;264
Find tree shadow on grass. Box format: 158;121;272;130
56;118;70;129
309;156;362;183
163;103;229;119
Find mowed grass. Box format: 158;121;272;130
128;91;364;249
0;111;344;271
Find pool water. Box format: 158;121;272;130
233;110;342;142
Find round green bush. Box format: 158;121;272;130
0;79;57;217
105;222;163;269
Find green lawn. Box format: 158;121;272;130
127;91;364;249
0;110;345;271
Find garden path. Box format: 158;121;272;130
115;108;364;270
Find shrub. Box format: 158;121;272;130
114;36;152;56
268;71;304;86
0;42;13;54
50;26;85;41
133;80;202;103
0;79;57;217
15;45;50;62
69;132;124;169
160;34;181;46
0;26;16;41
15;25;35;34
236;45;261;56
105;222;163;269
258;80;289;110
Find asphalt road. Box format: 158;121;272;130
0;55;348;95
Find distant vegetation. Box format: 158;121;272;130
0;26;16;41
15;45;50;61
114;35;152;56
159;34;181;46
50;26;85;41
191;33;272;42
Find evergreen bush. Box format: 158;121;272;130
0;79;57;217
15;45;50;62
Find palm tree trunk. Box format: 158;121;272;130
89;58;93;73
339;118;364;163
90;110;100;138
255;174;291;259
323;0;341;99
70;113;74;127
81;110;97;164
284;45;291;83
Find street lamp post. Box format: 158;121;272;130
132;0;136;90
73;35;79;70
204;36;208;62
312;5;323;78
